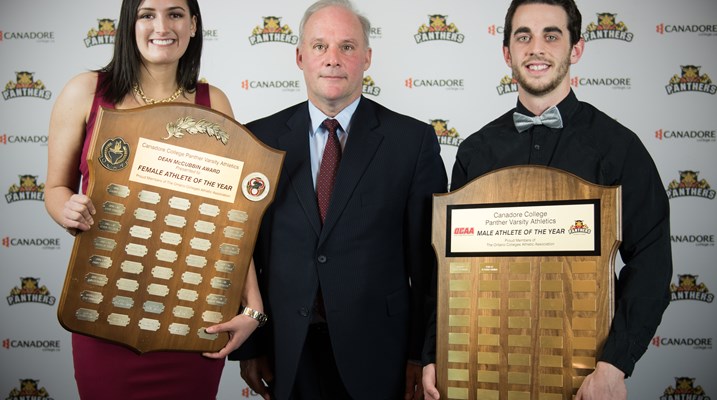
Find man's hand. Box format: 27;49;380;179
240;356;274;400
575;361;627;400
422;363;439;400
405;361;424;400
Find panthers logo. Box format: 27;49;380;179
252;16;292;35
431;119;459;138
670;274;709;293
586;13;627;31
9;277;50;296
5;71;45;91
663;377;706;396
667;170;711;189
363;76;375;86
500;75;518;85
8;379;50;398
88;18;116;37
8;175;45;193
670;65;712;85
418;15;458;33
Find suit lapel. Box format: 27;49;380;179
277;103;322;237
319;97;384;244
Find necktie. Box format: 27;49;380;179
316;118;342;224
513;105;563;133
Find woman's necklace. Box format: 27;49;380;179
133;83;184;104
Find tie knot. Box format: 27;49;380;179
322;118;340;135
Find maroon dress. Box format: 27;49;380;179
73;72;225;400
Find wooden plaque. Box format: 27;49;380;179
433;165;621;399
57;104;284;354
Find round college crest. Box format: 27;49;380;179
99;137;130;171
242;172;270;202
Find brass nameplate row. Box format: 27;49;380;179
58;104;284;354
432;166;620;399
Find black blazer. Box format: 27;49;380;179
234;97;447;400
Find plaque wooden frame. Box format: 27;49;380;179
432;165;621;399
57;104;284;354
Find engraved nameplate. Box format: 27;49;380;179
98;219;121;234
134;208;157;222
128;225;152;240
103;201;126;216
190;238;212;251
164;214;187;228
143;301;165;314
85;273;108;287
197;328;218;340
186;255;207;268
219;243;240;256
147;284;170;297
228;210;249;223
107;183;130;198
177;289;199;302
139;318;161;331
120;260;144;274
116;278;140;292
181;271;203;285
202;311;223;323
138;190;161;204
173;305;195;319
80;290;104;304
210;277;231;290
93;237;116;251
151;266;174;280
112;295;134;309
199;203;220;217
214;260;235;273
194;220;216;234
206;294;227;306
160;231;182;246
169;323;190;336
75;308;99;322
107;313;130;327
169;196;191;211
89;255;112;269
223;227;244;240
156;249;178;262
125;243;148;257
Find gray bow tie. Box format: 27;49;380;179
513;106;563;133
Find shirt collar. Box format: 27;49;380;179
515;89;579;121
308;97;361;137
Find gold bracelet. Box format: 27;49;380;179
241;306;268;327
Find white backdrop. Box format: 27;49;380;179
1;0;716;399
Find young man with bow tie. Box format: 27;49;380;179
422;0;672;399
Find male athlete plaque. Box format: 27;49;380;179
432;165;621;399
57;104;284;353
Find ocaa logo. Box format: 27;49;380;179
453;227;474;236
84;18;116;47
248;17;298;45
415;15;464;44
665;65;717;95
2;72;52;100
431;119;462;147
666;170;716;200
6;277;56;306
582;13;633;42
496;75;518;95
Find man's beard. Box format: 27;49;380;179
512;53;570;97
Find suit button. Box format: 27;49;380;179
317;255;327;263
299;307;309;317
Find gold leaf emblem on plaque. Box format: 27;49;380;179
164;116;229;145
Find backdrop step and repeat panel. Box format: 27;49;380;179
1;0;715;399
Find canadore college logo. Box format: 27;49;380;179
2;71;52;100
497;75;518;95
568;220;591;234
670;274;714;303
84;18;116;47
415;15;464;44
431;119;462;147
666;170;716;200
660;377;710;400
5;379;54;400
665;65;717;95
6;277;56;306
248;16;298;45
582;13;633;42
362;76;380;96
5;175;45;203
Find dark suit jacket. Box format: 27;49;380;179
231;96;447;399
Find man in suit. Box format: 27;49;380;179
230;0;448;399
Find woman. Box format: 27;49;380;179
45;0;262;398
